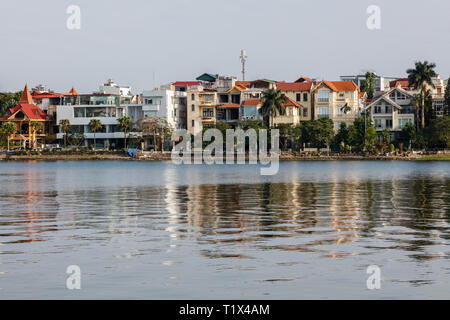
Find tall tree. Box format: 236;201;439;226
407;61;436;129
360;72;376;99
444;77;450;116
59;119;71;148
260;88;285;127
117;116;133;149
89;119;103;150
0;121;16;151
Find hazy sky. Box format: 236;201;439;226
1;0;449;94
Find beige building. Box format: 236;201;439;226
276;81;314;122
312;81;361;130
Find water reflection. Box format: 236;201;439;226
0;161;449;298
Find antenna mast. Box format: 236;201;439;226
240;49;247;81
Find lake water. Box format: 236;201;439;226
0;160;449;299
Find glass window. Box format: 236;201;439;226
296;93;301;102
74;107;86;118
318;106;329;117
303;93;308;101
318;89;329;102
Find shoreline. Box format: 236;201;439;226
1;152;449;162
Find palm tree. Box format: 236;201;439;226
89;119;102;150
260;88;285;127
30;121;43;149
407;61;436;129
1;121;16;151
59;119;71;148
117;116;132;149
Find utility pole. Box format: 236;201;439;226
240;49;247;81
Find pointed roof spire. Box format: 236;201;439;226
68;87;78;95
19;84;34;104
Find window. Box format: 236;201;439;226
318;106;329;117
191;120;194;127
374;119;382;128
219;95;229;103
386;119;393;128
296;93;301;102
375;106;382;114
191;104;195;112
74;107;86;118
231;95;240;104
318;89;329;102
144;98;153;104
398;118;412;128
191;94;195;100
303;108;308;117
385;106;392;113
303;93;308;101
203;108;213;117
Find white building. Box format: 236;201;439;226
56;93;135;149
365;87;416;140
340;74;399;92
142;83;187;130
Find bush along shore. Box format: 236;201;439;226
1;149;449;161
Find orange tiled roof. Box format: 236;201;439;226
19;84;34;104
241;99;262;106
236;81;251;88
319;81;359;92
389;78;410;88
1;103;51;121
294;76;313;83
276;82;312;91
282;95;302;107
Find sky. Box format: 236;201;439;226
0;0;449;94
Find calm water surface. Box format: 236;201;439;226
0;160;449;299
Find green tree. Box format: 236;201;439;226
381;128;391;146
0;121;16;150
426;116;449;149
444;77;450;116
260;88;285;127
340;103;351;115
59;119;71;148
89;119;103;150
118;116;133;149
301;118;334;151
407;61;436;129
360;72;376;99
400;123;416;149
0;91;22;116
348;114;375;152
334;122;349;150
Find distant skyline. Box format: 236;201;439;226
1;0;449;94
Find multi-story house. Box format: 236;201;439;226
312;81;361;130
430;74;447;117
141;83;187;130
276;81;314;122
340;74;398;92
187;85;219;135
56;89;135;149
365;87;415;141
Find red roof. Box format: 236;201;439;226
319;81;359;92
276;82;312;91
216;103;240;108
282;96;301;107
294;77;313;83
19;84;34;104
241;99;262;106
32;92;62;99
1;103;50;120
236;81;251;88
172;81;200;86
389;78;410;89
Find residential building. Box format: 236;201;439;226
240;99;262;121
271;96;302;126
0;84;53;148
312;81;361;130
276;81;314;122
141;83;187;130
56;91;133;149
340;74;398;92
365;87;415;140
